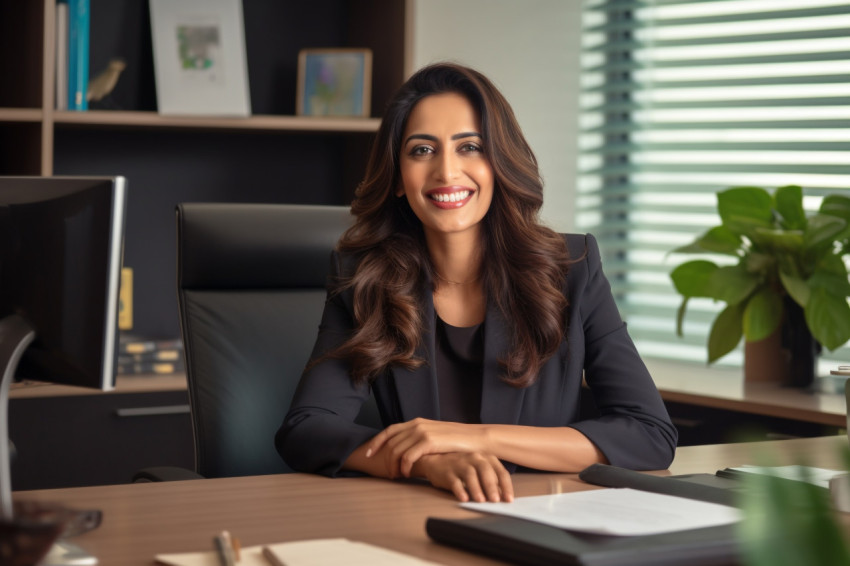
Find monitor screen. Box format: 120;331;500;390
0;176;126;391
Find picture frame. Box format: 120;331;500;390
149;0;251;116
296;48;372;117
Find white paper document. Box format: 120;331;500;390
461;488;742;536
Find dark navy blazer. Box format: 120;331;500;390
276;233;678;476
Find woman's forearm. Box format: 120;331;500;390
342;442;394;478
481;424;607;472
363;418;608;475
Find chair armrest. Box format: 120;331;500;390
132;466;204;482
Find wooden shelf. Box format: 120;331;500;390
646;357;846;427
0;108;43;122
52;110;382;133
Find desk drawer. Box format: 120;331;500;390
10;390;193;490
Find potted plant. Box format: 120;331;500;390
670;185;850;386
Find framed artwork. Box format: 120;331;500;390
296;48;372;117
149;0;251;116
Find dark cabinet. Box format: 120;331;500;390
10;385;193;490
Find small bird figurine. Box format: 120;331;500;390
87;58;126;102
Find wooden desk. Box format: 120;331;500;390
13;435;848;566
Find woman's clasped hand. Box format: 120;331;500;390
365;418;513;502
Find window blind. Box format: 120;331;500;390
578;0;850;370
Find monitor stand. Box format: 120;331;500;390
0;314;97;565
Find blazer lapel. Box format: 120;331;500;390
391;287;440;421
480;303;526;425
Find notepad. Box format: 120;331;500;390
461;487;742;536
155;538;442;566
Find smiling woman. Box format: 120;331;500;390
276;62;678;504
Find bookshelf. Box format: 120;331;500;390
0;0;407;339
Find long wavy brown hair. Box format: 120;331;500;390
330;63;570;388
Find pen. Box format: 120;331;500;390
231;535;241;562
213;531;237;566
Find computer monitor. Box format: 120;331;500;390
0;176;126;391
0;176;126;524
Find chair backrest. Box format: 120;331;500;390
175;203;379;478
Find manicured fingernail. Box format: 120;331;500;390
365;448;372;458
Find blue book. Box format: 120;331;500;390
55;0;69;110
67;0;89;111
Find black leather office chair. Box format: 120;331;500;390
137;203;381;481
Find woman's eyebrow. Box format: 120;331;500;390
403;131;483;145
451;131;482;140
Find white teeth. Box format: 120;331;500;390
431;191;470;202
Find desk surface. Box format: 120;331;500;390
646;358;847;427
14;435;849;566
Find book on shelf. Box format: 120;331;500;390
117;359;185;376
67;0;89;111
119;349;182;363
118;267;133;330
117;334;184;375
118;334;183;356
55;0;68;110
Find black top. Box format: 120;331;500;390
435;316;484;424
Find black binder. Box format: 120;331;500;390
425;464;744;566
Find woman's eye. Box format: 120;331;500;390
409;146;433;156
460;142;483;153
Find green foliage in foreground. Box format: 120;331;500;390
738;447;850;566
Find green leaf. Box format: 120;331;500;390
670;241;711;255
774;185;806;230
707;303;744;363
832;222;850;246
675;297;689;337
817;252;850;278
743;287;783;341
820;193;850;222
748;230;804;278
804;214;846;250
805;288;850;350
780;271;810;307
694;226;743;256
744;251;776;275
670;260;718;297
808;270;850;298
750;228;804;254
718;186;775;236
710;264;760;305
